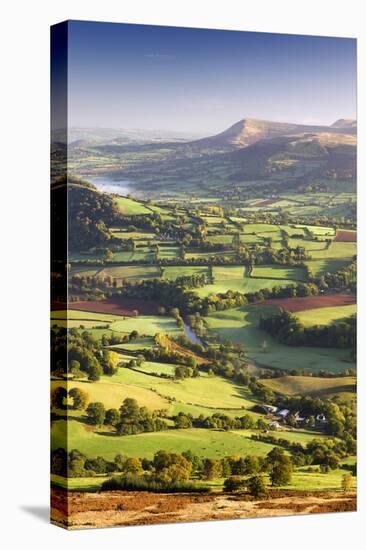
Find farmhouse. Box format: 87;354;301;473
294;411;306;423
263;404;279;414
276;409;290;419
269;421;281;430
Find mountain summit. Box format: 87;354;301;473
190;117;357;150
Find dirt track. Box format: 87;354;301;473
51;488;356;530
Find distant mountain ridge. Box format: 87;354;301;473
189;117;357;150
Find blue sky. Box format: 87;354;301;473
63;20;356;134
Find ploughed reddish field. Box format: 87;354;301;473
334;230;357;242
53;296;159;316
256;199;279;207
258;294;356;313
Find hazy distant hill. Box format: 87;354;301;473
52;127;204;145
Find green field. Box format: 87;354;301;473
261;375;356;398
287;468;356;491
296;305;356;327
162;265;209;281
51;311;179;337
310;241;356;259
195;265;296;297
51;310;123;323
206;306;355;372
51;377;167;410
52;420;277;460
109;367;255;410
108;315;180;336
305;258;350;277
252;265;307;282
295;224;336;237
108;337;155;351
133;361;177;376
71;265;160;281
114;196;152;215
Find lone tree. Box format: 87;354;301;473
104;408;120;426
342;472;353;493
224;476;246;493
246;475;267;498
122;457;143;476
87;363;103;382
86;402;106;426
51;386;68;410
69;387;89;410
201;458;222;481
69;359;81;374
266;448;293;487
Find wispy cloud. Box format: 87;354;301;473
145;53;175;61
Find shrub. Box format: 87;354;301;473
224;476;246;493
101;474;209;493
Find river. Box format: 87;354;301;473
183;323;206;347
89;176;135;196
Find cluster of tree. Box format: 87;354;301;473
188;240;229;252
173;273;208;289
256;368;356;380
120;279;202;316
143;341;200;369
51;328;119;380
52;446;293;490
174;365;200;380
70;274;118;291
259;310;356;349
172;411;268;431
101;330;140;347
51;386;89;411
67;184;120;250
86;398;168;436
314;260;357;292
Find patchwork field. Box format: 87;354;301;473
53;171;357;518
195;266;297;297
